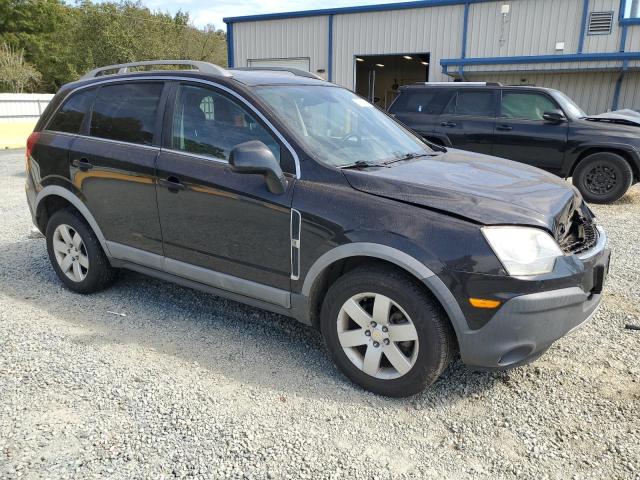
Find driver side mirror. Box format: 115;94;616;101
543;110;566;123
229;140;287;195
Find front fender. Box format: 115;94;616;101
565;141;640;177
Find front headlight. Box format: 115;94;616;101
482;226;563;276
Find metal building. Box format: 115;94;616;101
224;0;640;114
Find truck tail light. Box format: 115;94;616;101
26;131;40;161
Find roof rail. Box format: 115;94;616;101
230;67;324;80
81;60;231;80
411;81;503;86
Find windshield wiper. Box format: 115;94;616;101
382;152;431;166
338;160;387;169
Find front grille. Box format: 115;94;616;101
558;211;598;255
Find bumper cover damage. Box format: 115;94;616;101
457;227;611;369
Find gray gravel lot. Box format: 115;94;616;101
1;148;639;479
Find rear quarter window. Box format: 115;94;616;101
46;89;96;134
445;90;496;116
89;82;164;145
389;89;454;114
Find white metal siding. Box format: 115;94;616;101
332;5;464;88
618;72;640;109
0;93;53;123
624;24;640;51
229;0;638;112
466;0;584;58
582;0;622;53
232;17;328;79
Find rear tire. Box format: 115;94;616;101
46;208;118;294
572;152;633;204
320;265;454;397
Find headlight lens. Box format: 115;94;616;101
482;226;563;276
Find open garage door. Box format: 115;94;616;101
355;53;429;110
247;57;310;72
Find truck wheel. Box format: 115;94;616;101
320;265;454;397
573;152;633;204
46;208;118;294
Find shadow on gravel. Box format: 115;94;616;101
0;237;505;406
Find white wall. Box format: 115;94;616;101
333;5;465;88
232;17;329;79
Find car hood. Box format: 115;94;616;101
342;149;582;233
583;109;640;127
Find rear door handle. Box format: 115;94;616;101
72;158;93;171
496;125;513;131
158;176;186;192
440;121;457;127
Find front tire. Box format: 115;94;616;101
320;266;454;397
572;152;633;204
46;208;118;293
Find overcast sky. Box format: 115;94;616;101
121;0;399;30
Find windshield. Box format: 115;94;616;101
553;90;586;118
255;85;433;167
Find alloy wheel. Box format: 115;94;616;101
337;292;419;380
52;224;89;282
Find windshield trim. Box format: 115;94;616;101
253;84;436;169
550;90;586;119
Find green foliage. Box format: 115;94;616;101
0;0;227;92
0;42;42;92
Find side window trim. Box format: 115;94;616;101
86;80;167;147
43;87;97;135
446;89;498;118
165;81;294;174
38;75;301;178
78;88;97;136
499;90;562;121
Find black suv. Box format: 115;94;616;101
389;82;640;204
26;61;610;397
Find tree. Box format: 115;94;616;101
0;0;228;92
0;42;42;92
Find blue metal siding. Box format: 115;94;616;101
578;0;590;53
227;22;234;68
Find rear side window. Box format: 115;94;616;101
47;89;95;134
501;92;559;120
389;89;454;115
446;91;496;116
90;82;163;145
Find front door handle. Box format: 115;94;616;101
496;125;513;131
158;176;186;193
440;121;457;128
72;158;93;171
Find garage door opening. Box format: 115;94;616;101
355;53;430;110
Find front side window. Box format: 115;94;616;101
255;85;433;168
47;89;95;134
446;91;496;116
171;84;281;162
389;90;454;115
501;92;559;121
552;90;586;118
90;82;163;145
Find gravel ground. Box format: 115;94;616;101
1;148;639;479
